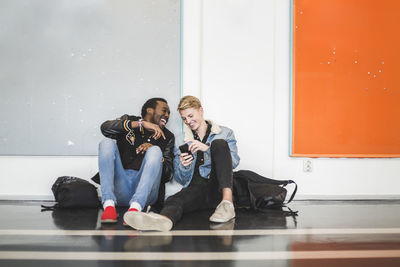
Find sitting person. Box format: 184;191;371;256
124;95;240;231
98;97;175;223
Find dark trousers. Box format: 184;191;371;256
160;139;233;225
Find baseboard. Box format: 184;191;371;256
294;194;400;200
0;195;54;201
0;194;399;201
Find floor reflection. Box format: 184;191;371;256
1;200;400;267
49;208;100;230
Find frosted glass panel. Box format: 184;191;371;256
0;0;181;155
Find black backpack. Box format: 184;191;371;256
233;170;298;214
42;176;100;209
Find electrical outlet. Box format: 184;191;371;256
303;159;312;172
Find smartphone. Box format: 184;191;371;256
179;143;192;155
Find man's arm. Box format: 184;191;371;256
161;135;175;183
100;114;141;139
101;114;166;141
173;145;195;186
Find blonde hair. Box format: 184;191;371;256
177;95;202;111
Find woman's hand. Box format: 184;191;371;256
179;152;194;167
188;140;209;154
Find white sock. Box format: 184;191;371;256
129;202;142;211
103;199;115;209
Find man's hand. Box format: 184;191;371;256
179;152;194;167
142;121;166;140
188;140;209;154
136;143;153;154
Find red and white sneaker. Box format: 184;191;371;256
101;206;118;223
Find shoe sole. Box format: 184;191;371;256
124;212;172;232
209;214;235;223
101;219;118;223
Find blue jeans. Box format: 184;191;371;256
98;138;163;209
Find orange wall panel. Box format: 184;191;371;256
292;0;400;157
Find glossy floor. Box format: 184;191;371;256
1;200;400;266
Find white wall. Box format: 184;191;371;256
183;0;400;199
0;156;98;200
1;0;399;200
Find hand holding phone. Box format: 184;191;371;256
179;143;192;155
179;143;193;167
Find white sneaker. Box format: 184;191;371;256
123;211;173;232
209;200;235;223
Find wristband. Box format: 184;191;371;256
138;119;144;133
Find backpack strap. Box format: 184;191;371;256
283;206;298;227
283;180;297;204
257;205;298;215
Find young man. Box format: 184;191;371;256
98;97;175;223
124;95;240;231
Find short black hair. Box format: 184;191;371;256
141;97;168;118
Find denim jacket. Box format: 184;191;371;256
173;120;240;188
